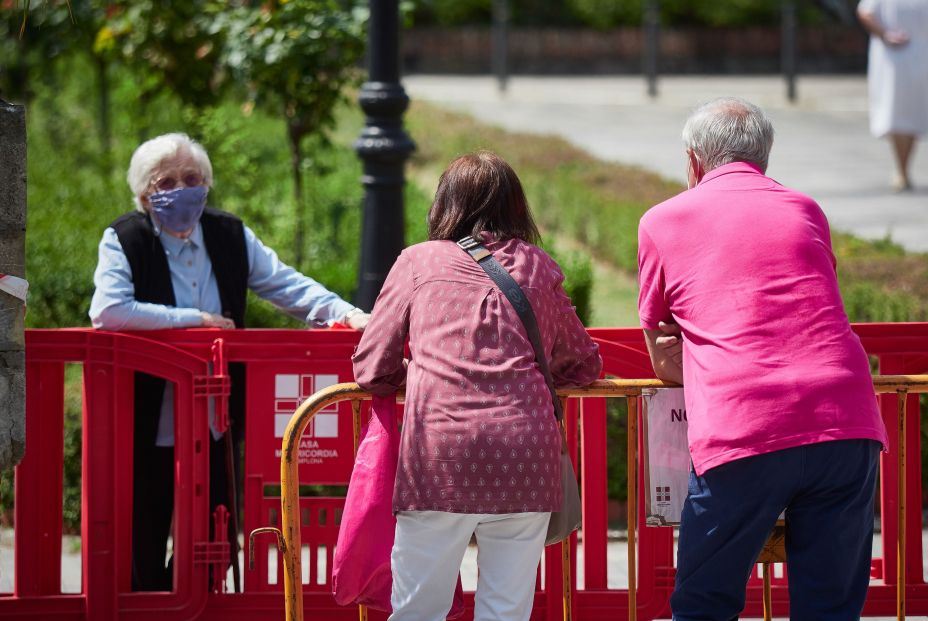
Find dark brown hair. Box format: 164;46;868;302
427;151;540;244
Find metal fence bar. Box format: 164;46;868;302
898;389;907;621
628;394;639;621
270;375;928;621
281;385;372;621
559;396;574;621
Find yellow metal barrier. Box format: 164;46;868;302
251;375;928;621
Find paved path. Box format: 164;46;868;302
405;75;928;252
2;528;922;619
1;531;916;591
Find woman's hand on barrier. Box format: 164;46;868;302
345;310;371;331
201;312;235;329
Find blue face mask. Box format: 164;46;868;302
149;186;208;234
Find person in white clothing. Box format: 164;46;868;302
858;0;928;190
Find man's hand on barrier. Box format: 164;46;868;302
656;321;683;366
201;312;235;329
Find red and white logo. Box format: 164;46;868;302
273;374;339;438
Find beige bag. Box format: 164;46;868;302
545;418;582;545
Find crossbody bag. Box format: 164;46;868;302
456;235;582;545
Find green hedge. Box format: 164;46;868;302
409;0;830;29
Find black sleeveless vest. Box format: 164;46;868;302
111;208;248;449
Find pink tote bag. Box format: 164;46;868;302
332;395;465;617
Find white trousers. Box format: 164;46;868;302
389;511;550;621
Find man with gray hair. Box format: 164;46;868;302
637;98;888;619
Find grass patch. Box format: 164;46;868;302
406;102;679;276
834;233;928;322
404;102;928;326
402;101;676;325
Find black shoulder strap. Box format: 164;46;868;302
456;236;564;422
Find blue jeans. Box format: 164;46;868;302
672;439;881;621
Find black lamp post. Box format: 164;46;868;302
354;0;416;311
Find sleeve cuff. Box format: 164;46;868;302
341;307;362;321
312;301;357;327
173;308;204;328
638;315;664;331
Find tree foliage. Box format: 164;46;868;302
6;0;368;266
98;0;227;108
215;0;366;264
1;0;76;101
217;0;365;144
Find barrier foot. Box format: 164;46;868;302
248;527;285;571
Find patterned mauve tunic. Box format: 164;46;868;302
352;238;602;514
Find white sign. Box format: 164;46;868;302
274;373;340;438
643;388;690;526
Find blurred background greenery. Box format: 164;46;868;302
2;0;598;329
409;0;852;29
2;0;926;530
0;0;594;528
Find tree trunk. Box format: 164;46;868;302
135;87;155;145
95;55;111;158
2;38;33;104
287;119;306;268
0;99;27;470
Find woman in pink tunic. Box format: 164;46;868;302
352;152;601;621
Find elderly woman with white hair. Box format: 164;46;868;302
89;132;369;591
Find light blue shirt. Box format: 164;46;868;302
89;219;358;446
89;222;356;330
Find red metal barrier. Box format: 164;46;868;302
2;325;927;620
8;330;219;621
588;325;928;619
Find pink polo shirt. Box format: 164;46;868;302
638;162;887;475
